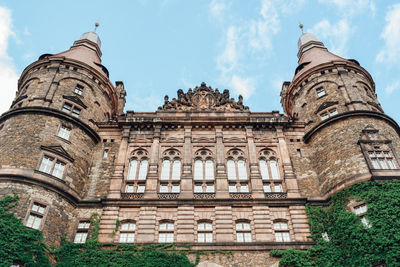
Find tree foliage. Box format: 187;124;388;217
271;181;400;267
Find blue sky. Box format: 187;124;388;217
0;0;400;122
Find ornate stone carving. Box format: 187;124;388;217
158;82;249;111
194;193;216;199
229;193;253;199
157;193;180;200
264;192;287;199
121;193;144;199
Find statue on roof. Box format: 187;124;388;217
158;82;249;111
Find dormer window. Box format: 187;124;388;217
316;87;326;98
74;84;83;95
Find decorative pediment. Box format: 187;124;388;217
158;82;249;111
40;145;74;162
359;125;390;144
63;95;87;109
315;101;338;113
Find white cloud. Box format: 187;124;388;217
318;0;376;17
385;81;400;95
209;0;227;18
217;25;239;73
310;19;352;56
376;4;400;63
0;6;19;115
230;75;255;98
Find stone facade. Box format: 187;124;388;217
0;30;400;266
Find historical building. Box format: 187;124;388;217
1;27;399;266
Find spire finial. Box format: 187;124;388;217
94;22;99;32
299;23;304;34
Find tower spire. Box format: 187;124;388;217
299;23;304;34
94;22;99;33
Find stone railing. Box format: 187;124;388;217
121;193;144;199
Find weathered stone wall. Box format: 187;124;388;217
0;114;96;195
306;116;400;196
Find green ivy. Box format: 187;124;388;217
0;193;51;267
271;181;400;267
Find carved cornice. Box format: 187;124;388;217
158;82;249;112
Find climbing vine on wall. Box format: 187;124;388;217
0;193;51;267
271;181;400;267
0;193;197;266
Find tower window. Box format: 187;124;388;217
25;202;47;230
316;87;326;98
320;108;338;120
368;151;397;170
62;103;81;118
39;156;66;179
74;84;84;95
119;222;136;243
57;125;71;140
74;221;90;243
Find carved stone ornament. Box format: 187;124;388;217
158;82;249;111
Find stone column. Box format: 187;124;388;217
136;206;157;243
215;126;229;198
276;126;301;198
145;125;161;198
180;126;193;198
246;126;263;198
107;126;130;199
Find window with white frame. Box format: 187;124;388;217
119;222;136;243
74;221;90;243
159;150;181;193
125;150;149;194
236;221;252;242
353;203;371;228
57;125;71;140
259;150;284;194
320;107;338;120
74;84;84;95
158;222;174;243
39;156;66;179
62;102;81;118
316;87;326;98
274;221;290;242
197;221;213;243
368;151;397;170
227;149;250;193
193;149;215;194
26;202;46;230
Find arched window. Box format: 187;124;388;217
227;149;250;194
236;221;252;242
119;222;136;243
193;149;215;194
125;150;149;194
159;150;181;194
273;221;290;242
259;150;284;195
197;221;213;243
158;221;174;243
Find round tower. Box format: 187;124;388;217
281;31;400;197
0;28;119;245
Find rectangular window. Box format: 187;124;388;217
26;202;46;230
103;149;109;158
275;232;290;242
158;233;174;243
57;125;71;140
137;184;145;193
316;87;326;98
62;103;72;113
160;184;169;193
72;107;81;117
74;221;90;243
263;184;271;192
39;156;54;174
321;112;330;120
74;84;83;95
198;232;213;243
229;184;237;193
240;184;249;192
52;161;65;179
171;185;180;193
205;184;214;193
125;184;134;193
274;184;283;192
